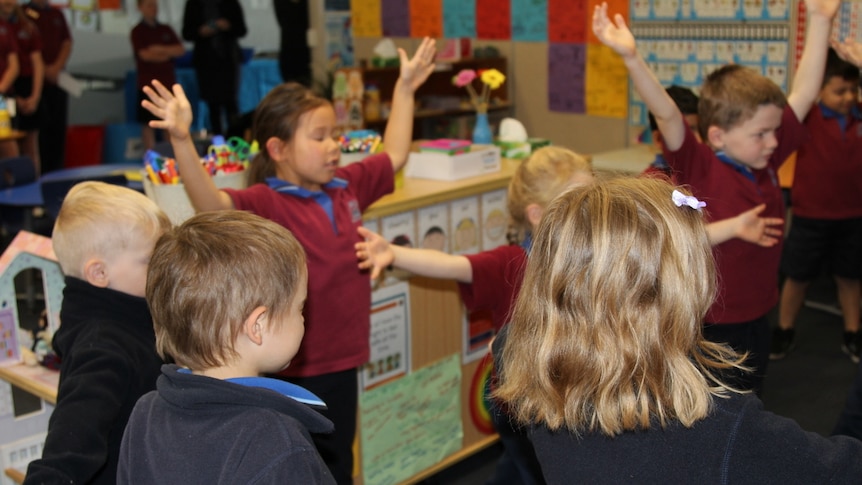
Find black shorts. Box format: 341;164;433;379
136;89;159;124
12;76;44;132
781;215;862;281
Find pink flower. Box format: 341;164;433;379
452;69;477;87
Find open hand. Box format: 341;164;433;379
356;226;395;280
735;204;784;247
592;2;637;58
142;80;193;141
398;37;437;93
832;37;862;69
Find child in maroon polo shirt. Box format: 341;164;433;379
774;49;862;363
594;0;838;395
131;0;183;151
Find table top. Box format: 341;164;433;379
0;163;142;208
589;144;655;174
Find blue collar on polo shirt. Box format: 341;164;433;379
715;150;756;183
820;102;862;133
266;176;349;232
177;368;326;407
227;376;327;407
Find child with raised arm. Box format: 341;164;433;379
774;48;862;362
593;0;838;394
142;37;435;483
119;211;334;484
495;176;862;483
24;182;171;485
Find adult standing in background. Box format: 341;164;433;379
182;0;246;136
23;0;71;174
274;0;311;86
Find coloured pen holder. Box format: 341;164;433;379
143;171;248;226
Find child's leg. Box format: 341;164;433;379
141;124;156;152
835;277;861;333
779;278;810;330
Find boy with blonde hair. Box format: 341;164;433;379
24;182;171;485
593;0;839;394
119;210;334;484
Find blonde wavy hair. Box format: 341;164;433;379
495;177;747;436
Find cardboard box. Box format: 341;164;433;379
405;145;501;181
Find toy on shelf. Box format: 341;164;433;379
143;135;254;186
418;139;472;156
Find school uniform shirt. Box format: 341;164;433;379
663;106;805;324
119;365;336;484
458;244;527;332
131;19;181;89
224;153;394;377
24;277;162;485
531;392;862;484
0;21;18;85
7;14;41;78
791;103;862;220
23;2;69;67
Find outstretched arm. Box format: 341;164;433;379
384;37;436;172
356;226;473;282
706;204;784;247
787;0;840;120
592;2;685;151
142;80;233;211
833;38;862;69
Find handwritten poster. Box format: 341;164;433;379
360;354;462;485
585;43;628;118
362;282;411;390
351;0;383;37
511;0;548;42
410;0;443;38
382;0;410;37
548;43;585;113
442;0;476;38
476;0;510;39
548;0;588;43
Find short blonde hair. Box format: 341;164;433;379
147;210;307;370
52;181;171;277
507;146;592;239
495;177;746;436
698;64;787;140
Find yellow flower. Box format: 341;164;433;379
480;69;506;90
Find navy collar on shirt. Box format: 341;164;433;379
265;176;348;196
820;102;862;132
521;232;532;253
177;368;326;407
715;150;756;183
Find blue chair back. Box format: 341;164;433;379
40;174;128;221
0;156;36;189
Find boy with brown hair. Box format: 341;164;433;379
593;0;839;394
118;210;334;484
24;182;171;484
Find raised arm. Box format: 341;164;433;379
592;2;685;150
142;80;233;211
706;204;784;247
356;226;473;283
787;0;840;120
383;37;436;172
833;38;862;69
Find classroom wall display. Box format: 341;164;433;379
481;189;508;251
450;196;481;255
363;282;411;391
417;204;451;253
630;0;790;20
792;0;862;70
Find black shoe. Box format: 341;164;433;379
842;331;861;364
769;327;795;360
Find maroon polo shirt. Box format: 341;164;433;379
131;20;181;89
23;2;68;66
8;16;41;77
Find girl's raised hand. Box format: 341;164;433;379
142;80;193;141
592;2;637;58
398;37;437;93
356;226;395;280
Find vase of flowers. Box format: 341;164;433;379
452;68;506;144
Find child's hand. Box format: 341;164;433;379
356;226;395;280
734;204;783;247
397;37;437;93
142;80;193;141
833;38;862;69
592;2;637;58
804;0;840;20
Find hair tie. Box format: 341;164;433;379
672;190;706;210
